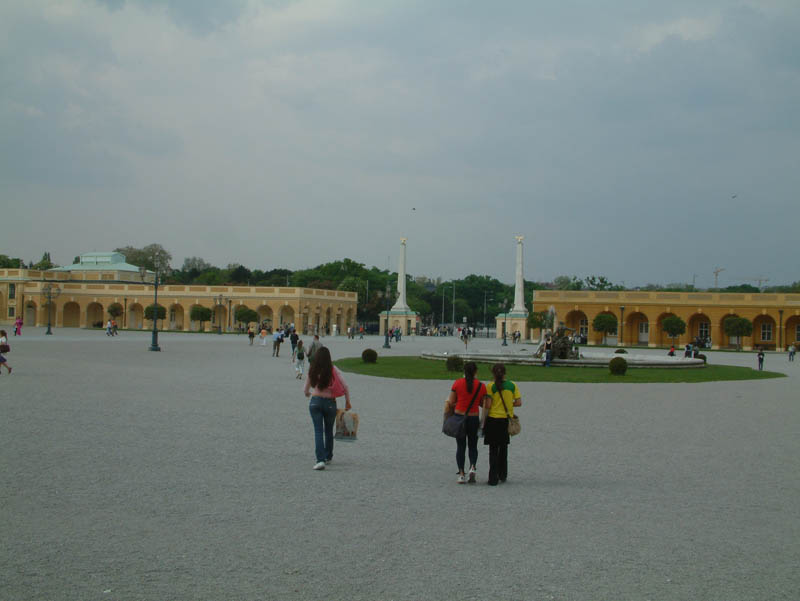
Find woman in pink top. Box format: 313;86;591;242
303;347;351;470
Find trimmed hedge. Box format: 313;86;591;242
361;348;378;363
446;355;465;372
609;356;628;375
614;348;628;354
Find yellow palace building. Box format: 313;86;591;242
0;252;357;335
532;289;800;351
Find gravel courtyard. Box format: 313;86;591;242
1;329;798;601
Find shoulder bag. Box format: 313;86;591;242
330;368;347;398
442;383;482;438
497;384;521;436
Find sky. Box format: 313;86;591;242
2;0;799;288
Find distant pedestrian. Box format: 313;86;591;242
290;329;299;355
111;319;118;335
259;327;268;347
248;325;255;345
668;345;675;357
757;349;765;371
444;361;487;484
272;329;284;356
106;319;113;336
684;344;692;358
307;334;322;365
544;335;553;367
788;344;795;362
13;317;22;336
304;346;351;470
0;330;11;375
293;340;306;379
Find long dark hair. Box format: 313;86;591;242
463;361;478;392
309;346;333;389
492;363;506;393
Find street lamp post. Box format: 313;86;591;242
620;306;625;347
502;299;508;347
483;291;493;338
383;283;391;349
41;283;61;335
214;294;228;334
139;262;168;352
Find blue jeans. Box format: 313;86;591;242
456;415;480;472
545;349;552;366
309;396;337;463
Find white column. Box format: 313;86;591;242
391;237;410;311
511;235;527;313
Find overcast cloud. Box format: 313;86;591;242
2;0;799;287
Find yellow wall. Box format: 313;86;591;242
531;290;800;351
1;270;357;336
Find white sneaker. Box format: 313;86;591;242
468;467;476;483
457;474;466;484
313;461;326;470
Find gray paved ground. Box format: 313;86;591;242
1;329;799;601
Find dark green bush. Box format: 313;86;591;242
696;353;707;364
614;348;627;354
446;355;464;372
361;348;378;363
609;356;628;375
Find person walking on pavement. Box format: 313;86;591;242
757;348;765;371
788;344;795;362
444;361;487;484
293;339;306;379
304;346;351;470
482;363;522;486
0;330;12;375
307;334;322;366
248;325;255;345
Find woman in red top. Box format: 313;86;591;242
445;361;488;484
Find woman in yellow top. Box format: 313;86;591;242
482;363;521;486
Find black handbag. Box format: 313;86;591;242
442;384;482;438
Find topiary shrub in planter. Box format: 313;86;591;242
446;355;464;372
614;348;627;354
696;353;707;364
361;348;378;363
609;356;628;375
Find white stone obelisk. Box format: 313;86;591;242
511;235;527;314
391;237;411;311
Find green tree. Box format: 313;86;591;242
592;313;618;343
144;304;166;321
107;304;123;319
584;275;624;291
723;316;753;351
0;255;23;268
235;306;259;326
228;264;252;284
190;305;212;331
527;310;552;339
661;315;687;346
32;252;56;270
115;244;172;271
553;275;583;290
723;284;760;293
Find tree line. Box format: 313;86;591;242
3;245;799;327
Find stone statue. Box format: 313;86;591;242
533;325;581;360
